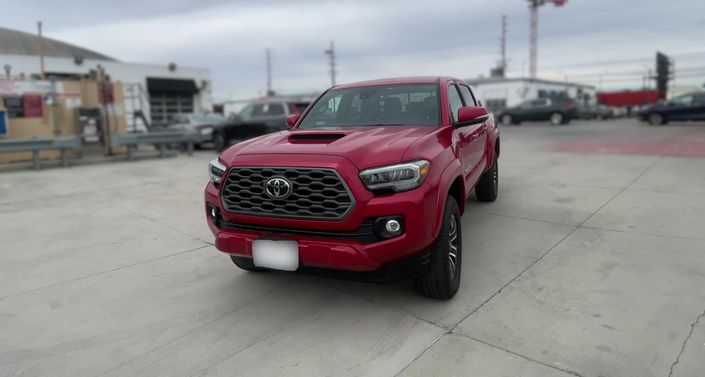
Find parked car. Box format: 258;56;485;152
205;77;501;299
166;113;225;145
639;92;705;125
497;98;577;126
212;99;310;151
577;104;615;120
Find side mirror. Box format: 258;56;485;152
285;113;301;128
457;106;489;126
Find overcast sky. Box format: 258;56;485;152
3;0;704;100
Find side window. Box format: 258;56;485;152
239;105;254;120
447;85;463;123
672;95;694;106
458;85;477;106
266;103;285;116
251;104;267;117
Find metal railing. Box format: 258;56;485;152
0;136;82;170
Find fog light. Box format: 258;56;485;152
385;219;401;234
374;216;404;240
209;205;220;226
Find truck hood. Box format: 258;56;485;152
220;126;437;169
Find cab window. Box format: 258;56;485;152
447;85;464;123
458;85;477;106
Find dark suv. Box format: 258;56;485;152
212;99;310;151
639;92;705;125
498;98;577;126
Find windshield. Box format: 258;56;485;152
297;84;440;128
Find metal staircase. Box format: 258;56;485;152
123;83;151;132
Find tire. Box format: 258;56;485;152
414;196;462;299
549;112;564;125
648;113;666;125
500;114;514;126
475;155;498;202
230;255;266;272
213;132;227;152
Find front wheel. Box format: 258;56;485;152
213;132;228;152
648;113;666;125
414;196;462;299
549;112;565;125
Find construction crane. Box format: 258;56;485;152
527;0;567;79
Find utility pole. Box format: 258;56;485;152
527;0;567;79
324;40;336;86
265;48;273;97
528;1;538;78
491;15;508;77
37;21;45;80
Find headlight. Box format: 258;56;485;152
359;160;430;192
209;159;226;185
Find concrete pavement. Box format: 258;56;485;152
1;119;704;377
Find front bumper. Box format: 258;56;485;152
204;160;438;273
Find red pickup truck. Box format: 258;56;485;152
205;77;500;299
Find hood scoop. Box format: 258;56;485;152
288;132;347;143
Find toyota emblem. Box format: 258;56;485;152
264;176;293;199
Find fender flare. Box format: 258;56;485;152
431;160;465;239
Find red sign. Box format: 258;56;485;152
596;90;660;108
98;82;114;104
22;95;43;117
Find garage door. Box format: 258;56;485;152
146;78;199;125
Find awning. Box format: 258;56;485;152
146;78;199;94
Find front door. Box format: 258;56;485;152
448;83;485;187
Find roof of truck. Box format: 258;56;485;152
333;76;452;89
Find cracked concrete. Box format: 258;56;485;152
1;119;705;376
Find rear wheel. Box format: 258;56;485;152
475;155;498;202
549;112;564;125
648;113;666;125
414;196;462;299
501;114;514;126
230;255;266;272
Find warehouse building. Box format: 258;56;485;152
0;26;212;131
466;76;596;113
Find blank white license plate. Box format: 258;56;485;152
252;239;299;271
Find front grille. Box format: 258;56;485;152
221;167;355;220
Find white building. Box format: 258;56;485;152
465;77;596;112
0;27;212;130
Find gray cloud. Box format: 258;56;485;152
4;0;704;99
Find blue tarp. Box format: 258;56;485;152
0;110;7;137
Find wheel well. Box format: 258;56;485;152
448;177;465;215
494;138;500;158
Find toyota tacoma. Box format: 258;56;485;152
205;77;500;299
